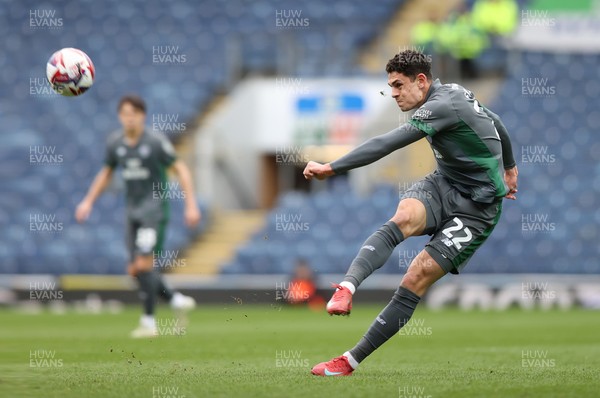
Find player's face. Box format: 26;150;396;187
118;103;146;133
388;72;428;112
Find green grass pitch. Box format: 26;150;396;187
1;304;599;397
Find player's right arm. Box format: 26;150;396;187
303;124;426;180
75;166;114;223
482;106;518;200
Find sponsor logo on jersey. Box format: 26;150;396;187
123;158;150;180
139;144;151;158
412;108;432;120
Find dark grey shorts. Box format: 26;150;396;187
401;171;503;274
126;218;167;263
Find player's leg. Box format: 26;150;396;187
327;195;429;315
131;253;159;338
151;221;196;312
343;250;445;366
126;231;157;337
344;198;427;288
312;250;446;376
313;189;504;375
153;220;175;302
128;222;159;338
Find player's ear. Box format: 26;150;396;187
416;73;427;89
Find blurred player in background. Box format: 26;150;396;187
304;50;518;376
75;95;201;338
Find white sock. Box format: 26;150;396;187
141;315;155;329
343;351;359;369
339;281;356;295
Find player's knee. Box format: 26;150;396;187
134;255;153;272
401;254;443;295
391;199;426;237
400;270;422;293
391;209;418;237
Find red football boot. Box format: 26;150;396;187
311;355;354;377
326;284;353;316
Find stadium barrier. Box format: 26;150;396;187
2;274;599;312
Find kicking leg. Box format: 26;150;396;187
312;250;446;376
327;198;427;315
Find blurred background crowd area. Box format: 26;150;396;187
1;0;599;289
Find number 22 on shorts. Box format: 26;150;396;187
441;217;472;250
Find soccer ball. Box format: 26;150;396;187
46;48;95;97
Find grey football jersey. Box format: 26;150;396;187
105;129;177;221
409;79;508;202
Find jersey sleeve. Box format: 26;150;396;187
104;139;118;169
330;124;426;174
408;97;457;137
482;106;516;169
156;135;177;166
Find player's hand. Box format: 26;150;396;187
303;161;335;181
184;205;201;227
504;166;518;200
75;200;93;223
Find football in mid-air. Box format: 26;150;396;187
46;47;95;96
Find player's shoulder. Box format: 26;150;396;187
441;82;478;105
145;128;177;157
144;128;170;144
414;80;457;118
106;130;124;147
432;82;471;102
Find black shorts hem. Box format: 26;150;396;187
424;245;457;275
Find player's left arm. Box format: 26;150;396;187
482;106;518;200
170;159;201;227
157;135;201;226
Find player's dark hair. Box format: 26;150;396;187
118;95;146;114
385;50;432;81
